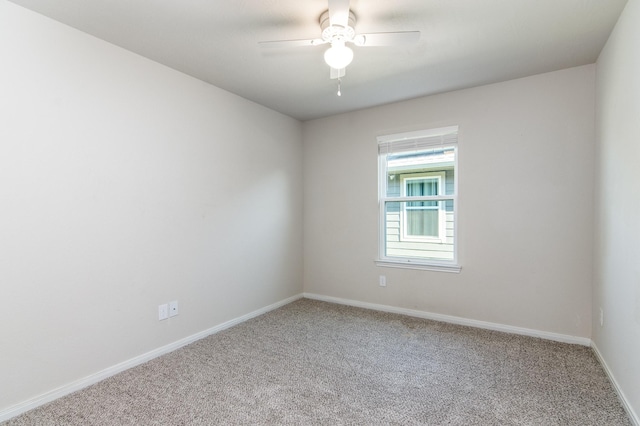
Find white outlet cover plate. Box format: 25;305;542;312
169;300;179;317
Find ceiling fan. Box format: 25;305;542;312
259;0;420;94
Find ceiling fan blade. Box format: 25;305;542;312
330;67;346;80
258;38;326;49
354;31;421;47
328;0;350;27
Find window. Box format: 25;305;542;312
376;126;459;272
401;172;445;241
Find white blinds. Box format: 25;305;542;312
377;126;458;155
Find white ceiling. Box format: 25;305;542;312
9;0;628;121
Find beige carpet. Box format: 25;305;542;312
5;299;631;425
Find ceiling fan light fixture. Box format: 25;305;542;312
324;41;353;69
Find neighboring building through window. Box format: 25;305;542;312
401;172;445;241
377;126;459;272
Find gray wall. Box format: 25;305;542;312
0;1;303;412
594;0;640;420
303;65;596;339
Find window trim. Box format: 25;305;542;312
376;126;460;273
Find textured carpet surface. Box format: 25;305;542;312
5;299;631;425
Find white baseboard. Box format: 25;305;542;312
0;293;304;423
303;293;592;346
591;342;640;426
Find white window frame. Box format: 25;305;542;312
400;172;446;243
376;126;460;273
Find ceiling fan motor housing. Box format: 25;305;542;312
320;10;356;43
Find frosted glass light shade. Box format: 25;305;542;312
324;41;353;69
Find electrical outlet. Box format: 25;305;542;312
599;308;604;327
169;300;179;317
158;304;169;321
379;275;386;287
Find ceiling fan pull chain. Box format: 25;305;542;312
337;78;342;96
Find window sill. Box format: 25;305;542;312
375;259;461;273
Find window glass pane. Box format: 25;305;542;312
385;201;401;244
379;128;457;267
407;209;439;237
406;179;438;196
385;146;455;197
384;201;454;261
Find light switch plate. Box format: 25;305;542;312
158;304;169;321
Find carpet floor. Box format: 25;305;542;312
4;298;631;425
